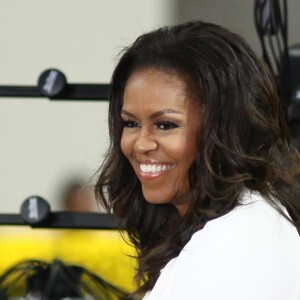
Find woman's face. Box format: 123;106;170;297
120;68;200;215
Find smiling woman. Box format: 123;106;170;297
120;69;200;215
95;21;300;300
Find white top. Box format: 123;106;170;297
143;191;300;300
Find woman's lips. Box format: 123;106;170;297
136;162;175;179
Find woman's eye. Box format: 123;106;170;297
122;120;140;128
155;121;179;130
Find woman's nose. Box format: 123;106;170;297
133;129;157;154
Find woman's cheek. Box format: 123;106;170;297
120;131;135;159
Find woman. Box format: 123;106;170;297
96;21;300;299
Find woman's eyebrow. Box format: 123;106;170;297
121;109;136;118
150;109;184;118
121;108;184;119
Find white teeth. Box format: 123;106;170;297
139;163;172;174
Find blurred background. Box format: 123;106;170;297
0;0;175;213
0;0;300;296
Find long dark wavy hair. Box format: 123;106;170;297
95;20;300;296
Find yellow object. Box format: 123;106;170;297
0;227;136;292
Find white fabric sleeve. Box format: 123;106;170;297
144;197;300;300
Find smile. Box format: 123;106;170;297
139;163;174;174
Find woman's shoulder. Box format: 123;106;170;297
145;190;300;300
188;190;299;249
176;190;300;298
182;190;300;267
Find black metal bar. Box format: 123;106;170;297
0;214;25;225
0;212;120;230
60;84;110;100
0;86;42;97
0;84;110;100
